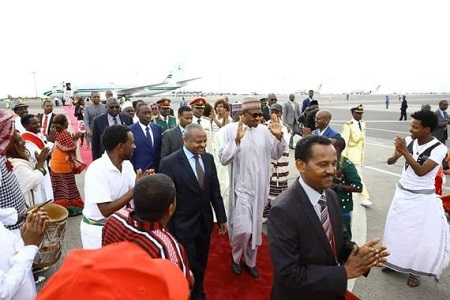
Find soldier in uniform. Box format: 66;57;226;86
190;98;212;152
341;104;371;207
330;136;362;239
154;98;177;133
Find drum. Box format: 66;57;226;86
441;195;450;215
28;203;69;269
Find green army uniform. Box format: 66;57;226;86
154;98;177;133
334;155;362;239
154;115;177;133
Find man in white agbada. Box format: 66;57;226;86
384;110;450;287
219;96;286;278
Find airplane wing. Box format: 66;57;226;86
176;77;202;85
116;82;165;96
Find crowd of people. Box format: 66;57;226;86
1;91;449;299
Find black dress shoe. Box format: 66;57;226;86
231;261;241;275
244;264;260;278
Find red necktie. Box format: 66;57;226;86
42;115;49;135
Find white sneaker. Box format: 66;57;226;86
360;199;373;207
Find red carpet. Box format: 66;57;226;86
205;231;273;300
62;106;273;298
63;106;93;165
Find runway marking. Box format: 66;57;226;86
364;166;450;191
366;128;410;134
364;166;401;178
366;141;394;149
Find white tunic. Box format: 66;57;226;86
219;122;285;248
24;132;54;203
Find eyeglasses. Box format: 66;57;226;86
244;111;263;118
109;105;120;109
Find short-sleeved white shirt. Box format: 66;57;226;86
82;153;136;221
399;136;447;190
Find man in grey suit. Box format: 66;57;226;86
161;106;193;158
432;100;449;145
283;94;301;150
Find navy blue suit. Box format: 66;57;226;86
129;122;162;172
91;113;133;160
312;126;341;138
159;149;226;299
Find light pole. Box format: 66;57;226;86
32;71;38;98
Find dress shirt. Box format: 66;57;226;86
107;114;120;126
138;122;154;147
317;126;329;136
298;176;326;219
179;125;186;137
182;146;204;179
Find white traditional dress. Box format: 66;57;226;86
383;136;450;281
219;122;285;266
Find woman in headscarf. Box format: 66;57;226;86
5;131;50;207
49;114;84;216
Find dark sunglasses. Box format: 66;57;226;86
151;108;158;111
109;105;120;109
244;111;263;118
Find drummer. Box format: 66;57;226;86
80;125;153;249
0;208;49;300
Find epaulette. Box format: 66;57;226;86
346;120;353;125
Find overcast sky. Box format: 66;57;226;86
0;0;448;98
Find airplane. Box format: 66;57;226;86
350;84;381;95
43;64;201;99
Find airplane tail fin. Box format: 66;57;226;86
162;64;183;84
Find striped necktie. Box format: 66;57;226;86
319;195;333;245
194;155;204;188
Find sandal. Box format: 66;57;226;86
407;274;420;287
35;275;46;285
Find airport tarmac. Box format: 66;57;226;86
14;93;450;299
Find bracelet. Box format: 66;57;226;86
37;167;47;176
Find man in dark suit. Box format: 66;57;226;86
301;89;315;113
432;99;449;145
161;106;193;158
92;98;133;160
36;100;55;139
399;95;408;121
268;135;389;300
129;103;162;172
312;110;341;138
159;123;227;300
